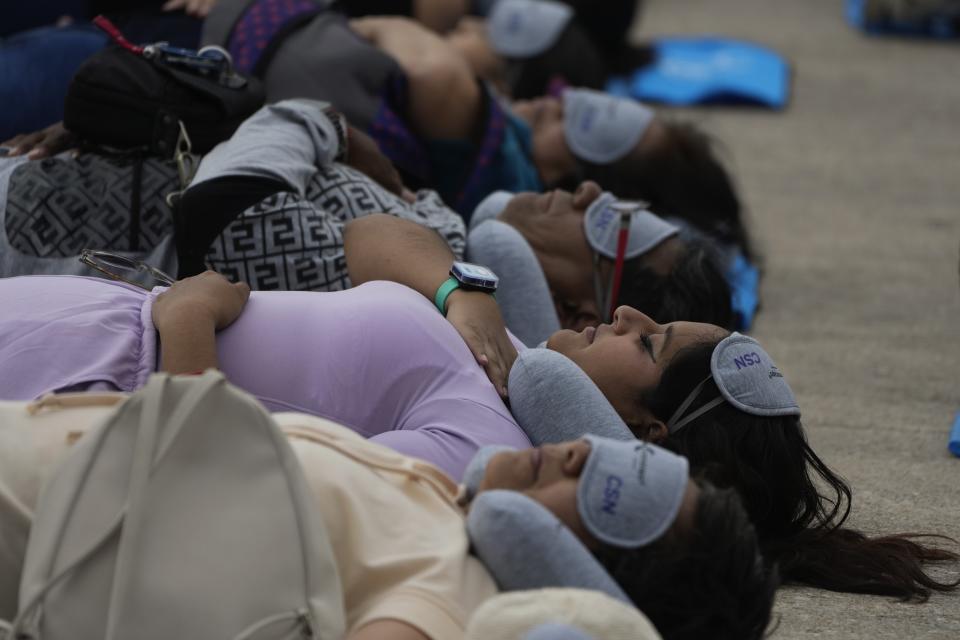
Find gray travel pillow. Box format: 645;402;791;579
508;348;634;445
466;220;560;348
463;350;638;606
467;490;631;604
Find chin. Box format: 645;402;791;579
544;329;574;353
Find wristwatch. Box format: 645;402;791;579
434;262;499;315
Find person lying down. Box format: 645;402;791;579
0;380;776;640
1;215;952;602
0;213;731;481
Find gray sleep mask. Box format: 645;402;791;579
463;439;687;549
667;332;801;434
578;435;689;549
583;192;680;260
487;0;574;58
563;88;655;165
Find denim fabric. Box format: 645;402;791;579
1;2;87;37
0;24;107;140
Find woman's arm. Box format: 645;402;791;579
345;214;516;396
349;16;481;141
152;271;250;374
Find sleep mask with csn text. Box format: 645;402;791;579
487;0;574;58
563;88;655;165
578;435;689;549
667;332;801;433
463;438;689;549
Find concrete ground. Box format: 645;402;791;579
635;0;960;637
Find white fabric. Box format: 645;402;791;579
465;589;661;640
10;372;346;640
192;99;341;196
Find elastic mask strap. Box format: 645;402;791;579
666;375;725;434
607;211;630;321
593;253;611;323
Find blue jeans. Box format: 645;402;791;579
2;2;88;37
0;24;107;140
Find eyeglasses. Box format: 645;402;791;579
592;201;647;323
79;249;175;291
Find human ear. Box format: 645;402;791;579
630;411;668;444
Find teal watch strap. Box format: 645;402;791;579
434;277;460;315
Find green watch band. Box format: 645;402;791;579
434;277;460;315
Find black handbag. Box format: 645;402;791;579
64;17;265;158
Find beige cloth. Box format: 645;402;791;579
0;395;497;638
465;589;662;640
279;414;498;638
0;394;126;620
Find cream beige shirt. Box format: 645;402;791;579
0;395;498;638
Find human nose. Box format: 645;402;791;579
572;180;602;208
612;306;660;335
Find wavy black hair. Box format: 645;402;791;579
617;239;734;329
571;120;756;263
504;20;606;99
594;480;778;640
641;341;960;600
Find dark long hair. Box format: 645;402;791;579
618;239;734;329
642;341;959;600
506;21;606;99
594;481;778;640
574;121;757;263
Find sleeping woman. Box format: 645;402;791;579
177;99;734;344
200;0;752;267
0;215;954;603
0;380;775;640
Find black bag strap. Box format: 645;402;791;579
152;110;182;159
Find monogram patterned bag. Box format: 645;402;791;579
0;152;180;279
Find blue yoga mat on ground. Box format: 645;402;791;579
846;0;960;38
605;37;791;109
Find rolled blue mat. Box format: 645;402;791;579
949;412;960;458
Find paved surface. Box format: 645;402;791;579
637;1;960;637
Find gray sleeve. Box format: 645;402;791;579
191;100;342;196
466;220;560;347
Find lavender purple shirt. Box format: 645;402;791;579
0;276;531;479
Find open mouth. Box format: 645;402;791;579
585;326;596;344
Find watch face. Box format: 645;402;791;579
455;262;496;279
451;262;499;291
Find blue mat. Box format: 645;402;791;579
950;412;960;458
846;0;959;38
728;251;760;332
605;37;791;109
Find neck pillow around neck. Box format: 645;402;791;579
467;220;560;347
508;349;633;445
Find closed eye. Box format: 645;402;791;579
639;334;656;362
